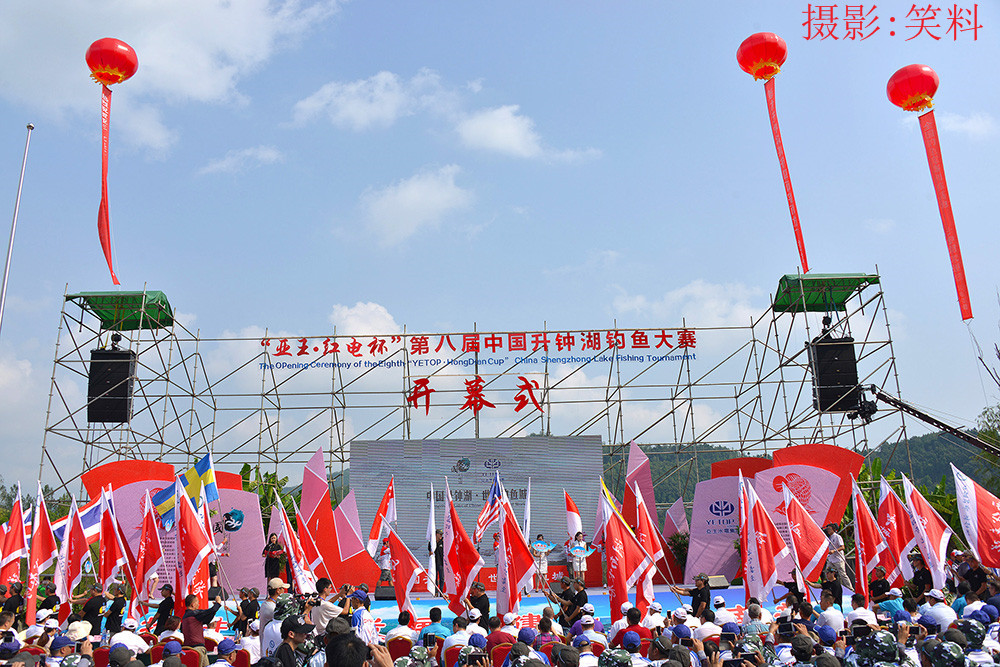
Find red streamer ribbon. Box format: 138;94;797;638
919;110;972;321
764;78;809;274
98;84;119;285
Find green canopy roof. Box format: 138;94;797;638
772;273;880;313
66;291;174;331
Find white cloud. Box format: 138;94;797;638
457;105;600;161
936;111;997;139
199;145;284;175
360;165;473;245
0;0;338;152
902;111;997;140
612;279;766;329
329;302;402;336
864;218;896;234
291;68;457;130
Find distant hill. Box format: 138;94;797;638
866;429;997;493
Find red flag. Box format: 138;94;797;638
26;483;58;623
443;478;484;616
176;479;212;607
632;482;664;614
952;464;1000;568
878;477;917;587
625;441;658;518
903;475;953;589
599;482;652;623
99;487;128;594
296;500;331;581
0;483;28;585
98;84;120;285
55;498;90;625
332;490;366;561
135;490;166;605
852;479;887;604
496;492;536;615
367;476;397;557
386;528;425;625
781;484;830;581
565;490;583;539
740;472;791;603
764;77;809;272
275;502;316;593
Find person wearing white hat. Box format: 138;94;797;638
240;619;262;664
608;603;632;646
876;588;905;617
24;609;53;641
111;618;150;655
579;615;607;647
712;595;737;626
466;608;487;636
923;589;958;629
500;612;518;636
642;601;665;630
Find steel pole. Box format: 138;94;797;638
0;123;34;340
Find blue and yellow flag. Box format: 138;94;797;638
181;452;219;504
150;453;218;528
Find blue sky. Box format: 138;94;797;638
0;1;996;484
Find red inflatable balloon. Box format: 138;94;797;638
736;32;787;81
886;64;939;112
86;38;138;87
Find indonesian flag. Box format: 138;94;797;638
135;490;166;606
496;489;536;615
176;479;212;607
54;498;91;625
852;479;887;603
0;483;27;585
781;484;830;581
565;490;583;540
331;490;366;561
276;501;316;593
632;482;664;614
25;482;58;624
902;474;953;590
878;477;917;586
295;499;330;581
367;476;397;557
426;483;437;594
740;472;791;603
443;477;484;616
599;480;653;623
387;527;424;625
952;464;1000;568
99;486;128;594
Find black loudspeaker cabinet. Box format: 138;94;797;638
808;335;860;413
87;348;137;423
374;582;397;601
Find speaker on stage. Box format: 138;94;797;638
808;335;860;413
374;582;396;601
87;348;137;423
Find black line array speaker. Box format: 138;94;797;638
87;348;136;423
373;582;397;601
808;335;860;412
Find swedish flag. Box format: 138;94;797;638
181;452;220;504
151;481;178;529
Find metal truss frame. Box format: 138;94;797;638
39;275;911;510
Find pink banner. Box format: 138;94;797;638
684;476;741;584
114;482;266;593
753;465;842;544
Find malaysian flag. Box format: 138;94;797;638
473;471;503;544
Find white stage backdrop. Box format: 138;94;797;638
351;436;603;559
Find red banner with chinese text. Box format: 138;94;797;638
98;84;119;285
764;78;809;273
919;110;972;321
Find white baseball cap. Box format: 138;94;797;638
888;588;902;597
581;615;595;625
582;603;595;613
673;607;688;620
620;602;632;614
649;602;662;612
927;589;945;601
713;595;726;606
503;612;516;624
123;618;139;630
468;608;482;620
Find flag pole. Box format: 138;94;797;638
0;123;33;341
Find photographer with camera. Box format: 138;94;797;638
46;634;93;667
310;579;351;636
274;614;315;667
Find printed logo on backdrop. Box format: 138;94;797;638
223;509;245;532
484;459;501;469
452;458;471;473
772;473;813;515
709;500;735;517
